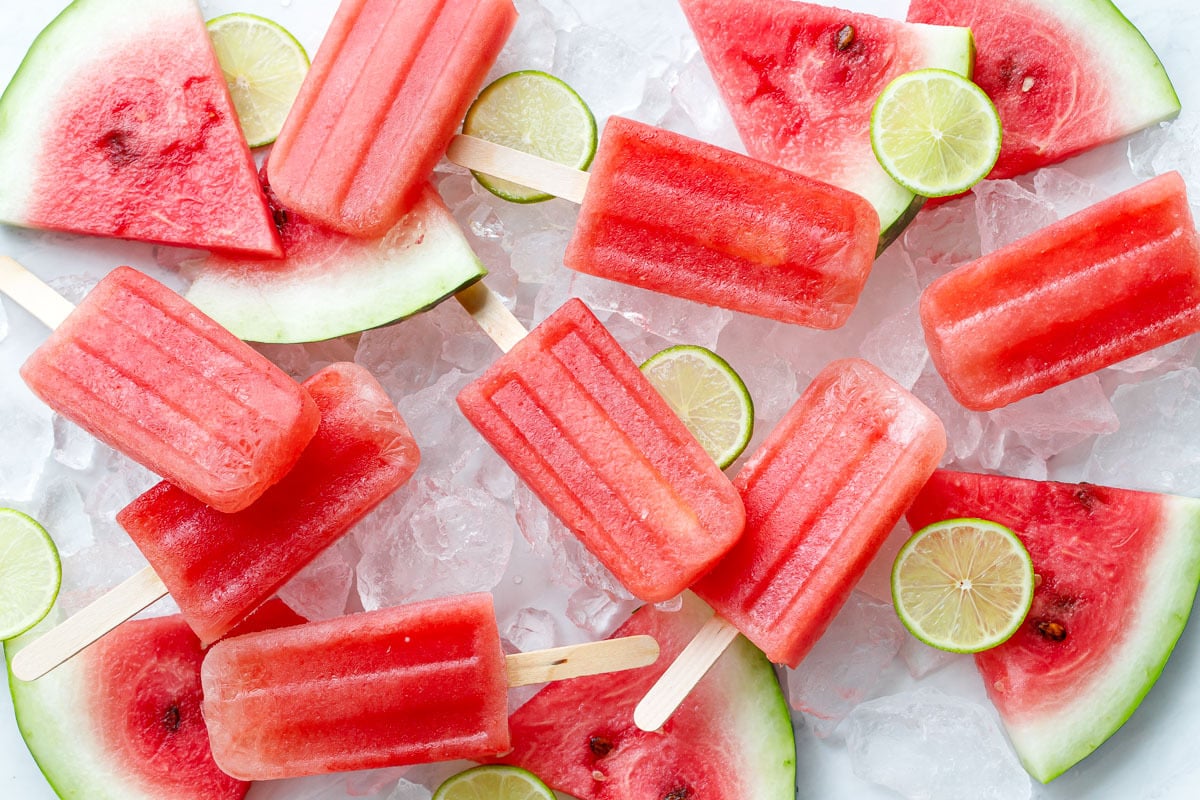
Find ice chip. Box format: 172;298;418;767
0;390;53;502
859;301;928;389
845;688;1032;800
554;23;647;116
786;591;905;737
33;477;93;557
51;414;95;470
276;538;357;622
504;606;559;653
565;584;639;639
973;179;1056;254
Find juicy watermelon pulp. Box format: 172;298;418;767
0;0;281;257
495;593;795;798
906;470;1200;782
679;0;973;249
907;0;1179;181
5;612;247;799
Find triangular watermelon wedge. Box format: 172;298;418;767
907;0;1180;181
0;0;282;257
906;470;1200;782
494;593;796;799
679;0;973;250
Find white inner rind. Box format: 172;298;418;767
1004;496;1200;783
0;0;191;224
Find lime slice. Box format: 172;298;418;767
640;344;754;469
206;13;310;148
870;68;1002;197
0;509;61;640
891;517;1035;653
432;765;556;800
462;70;597;203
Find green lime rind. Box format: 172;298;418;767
463;69;598;203
870;68;1002;198
205;12;310;148
0;509;61;641
891;516;1034;654
433;764;556;800
640;344;754;469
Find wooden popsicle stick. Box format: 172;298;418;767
10;566;169;682
454;281;528;353
505;634;660;687
446;134;592;205
633;615;740;731
0;256;75;329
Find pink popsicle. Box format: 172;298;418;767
457;297;746;602
920;171;1200;410
19;265;319;513
117;362;419;644
268;0;518;237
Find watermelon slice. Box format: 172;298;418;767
0;0;282;257
182;175;487;343
907;0;1180;181
4;611;247;799
679;0;974;250
494;593;795;799
906;470;1200;782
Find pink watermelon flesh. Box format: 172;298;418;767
6;613;247;799
494;593;795;799
0;0;281;256
906;470;1200;782
907;0;1180;181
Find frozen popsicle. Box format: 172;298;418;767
201;592;660;779
446;115;880;328
10;362;419;681
3;260;320;513
634;359;946;731
920;171;1200;411
456;295;746;603
268;0;518;237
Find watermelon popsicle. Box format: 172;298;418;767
634;359;946;731
201;592;660;779
1;259;318;513
447;116;880;328
921;171;1200;411
267;0;518;237
455;288;746;603
10;362;419;680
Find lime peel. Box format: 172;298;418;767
463;70;597;203
432;764;556;800
206;12;310;148
640;344;754;469
0;509;62;641
891;517;1034;653
870;68;1002;197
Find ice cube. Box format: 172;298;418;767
845;688;1031;800
899;636;966;679
859;301;928;390
0;390;53;502
504;606;560;653
1085;367;1200;495
565;584;640;639
51;414;95;471
276;538;357;623
973;179;1055;254
553;23;648;117
786;591;905;737
32;477;93;557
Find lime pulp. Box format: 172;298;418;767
0;509;61;641
432;765;556;800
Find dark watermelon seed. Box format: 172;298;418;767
588;735;614;757
663;787;691;800
1036;620;1067;642
162;702;183;732
835;25;855;51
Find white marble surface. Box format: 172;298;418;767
3;1;1200;799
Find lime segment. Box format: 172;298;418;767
870;68;1002;197
206;13;310;148
640;345;754;469
462;70;597;203
0;509;61;640
891;517;1034;653
432;765;556;800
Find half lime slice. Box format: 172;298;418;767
462;70;597;203
640;344;754;469
891;517;1034;653
207;13;310;148
870;68;1001;197
0;509;61;640
433;765;556;800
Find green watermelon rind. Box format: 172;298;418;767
4;610;154;799
1004;495;1200;783
720;628;797;797
182;188;488;344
